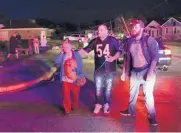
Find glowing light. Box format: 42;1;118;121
159;57;171;61
88;33;93;39
165;49;171;55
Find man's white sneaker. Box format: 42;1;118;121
93;104;102;114
103;103;110;114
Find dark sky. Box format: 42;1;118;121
0;0;180;23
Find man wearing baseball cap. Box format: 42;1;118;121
120;19;159;126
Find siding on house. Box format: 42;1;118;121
144;20;161;38
0;28;47;40
161;17;181;40
0;20;48;41
0;30;8;40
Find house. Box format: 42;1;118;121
144;20;161;38
161;17;181;41
0;20;48;41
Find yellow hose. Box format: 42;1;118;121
0;67;57;94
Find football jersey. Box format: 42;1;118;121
83;36;122;72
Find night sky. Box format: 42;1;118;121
0;0;181;23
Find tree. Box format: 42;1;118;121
115;15;132;35
136;14;147;25
93;20;103;26
55;25;61;34
48;24;55;29
0;12;7;27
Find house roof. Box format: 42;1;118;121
3;20;43;29
145;20;161;27
176;18;181;22
147;18;168;26
146;17;181;27
161;17;181;27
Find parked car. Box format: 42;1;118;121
63;34;85;42
117;38;172;71
157;40;171;71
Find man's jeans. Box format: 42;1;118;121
129;68;156;117
94;71;115;105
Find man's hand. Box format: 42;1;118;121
78;49;87;56
146;71;154;81
105;52;120;63
105;55;114;62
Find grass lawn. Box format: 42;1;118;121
48;39;84;50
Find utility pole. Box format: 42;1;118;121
110;20;113;33
77;23;80;33
118;15;131;36
10;20;11;28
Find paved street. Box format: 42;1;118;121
0;45;180;132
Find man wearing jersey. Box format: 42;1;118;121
79;25;122;114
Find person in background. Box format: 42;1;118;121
83;35;88;48
64;38;70;43
16;33;22;45
40;35;47;53
33;36;40;54
16;33;21;40
28;36;33;55
7;33;19;60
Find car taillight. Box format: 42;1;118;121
165;49;171;55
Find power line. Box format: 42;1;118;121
83;0;172;32
144;0;168;15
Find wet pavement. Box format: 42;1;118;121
0;47;180;132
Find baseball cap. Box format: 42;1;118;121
129;19;145;28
